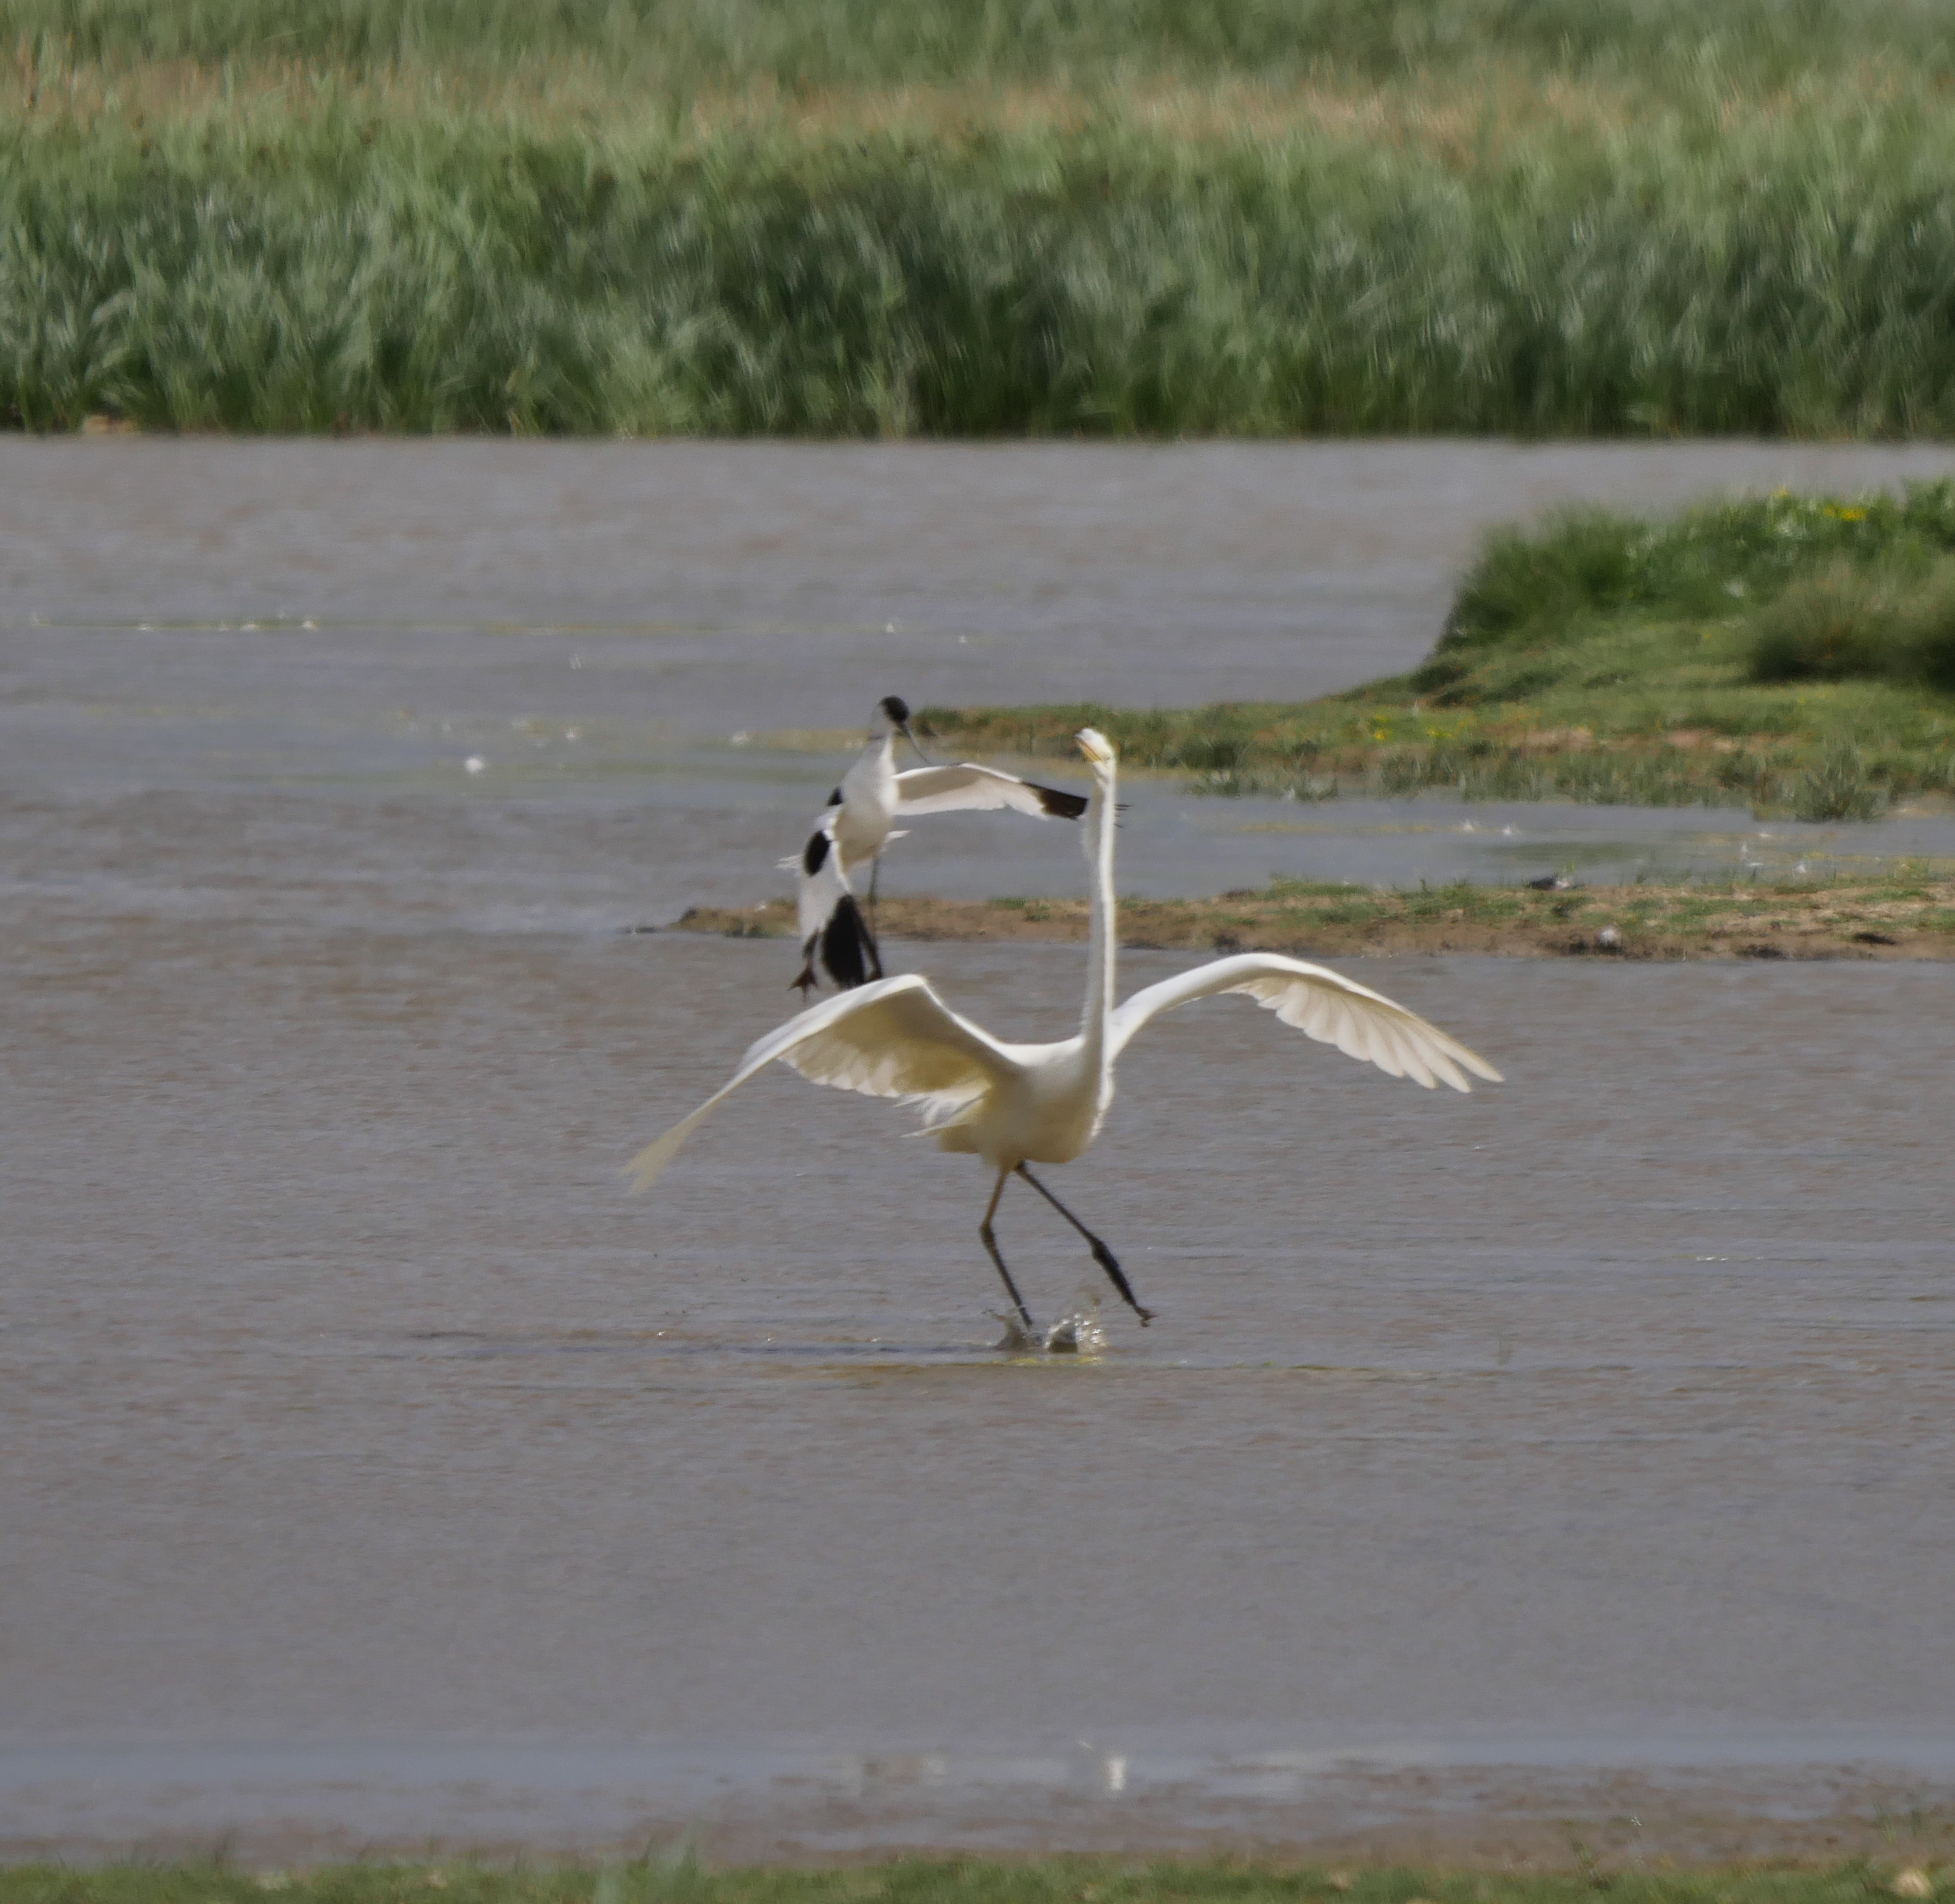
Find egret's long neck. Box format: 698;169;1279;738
1081;764;1117;1056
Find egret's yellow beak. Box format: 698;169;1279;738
1075;727;1117;769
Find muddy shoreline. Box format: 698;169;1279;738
669;877;1955;962
5;1756;1952;1871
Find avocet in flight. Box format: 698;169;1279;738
789;694;1087;993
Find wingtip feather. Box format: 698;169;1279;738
1441;1038;1503;1088
623;1112;704;1193
820;892;883;989
1035;782;1090;819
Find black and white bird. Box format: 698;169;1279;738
792;811;883;995
638;728;1501;1340
789;694;1088;994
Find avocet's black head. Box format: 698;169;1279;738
873;693;930;762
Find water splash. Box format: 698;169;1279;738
1043;1299;1108;1357
987;1301;1109;1356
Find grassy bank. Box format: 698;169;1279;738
924;485;1955;821
13;92;1955;437
2;1864;1946;1904
11;0;1955;88
8;2;1955;434
672;867;1955;961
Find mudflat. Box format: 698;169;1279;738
674;872;1955;963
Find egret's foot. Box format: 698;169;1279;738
988;1310;1042;1353
1043;1309;1108;1356
1043;1295;1108;1356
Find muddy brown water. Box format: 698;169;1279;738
3;441;1954;1862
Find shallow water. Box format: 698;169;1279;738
4;441;1955;1860
12;437;1955;933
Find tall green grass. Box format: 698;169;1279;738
8;0;1955;87
8;0;1955;436
1749;560;1955;690
12;93;1955;435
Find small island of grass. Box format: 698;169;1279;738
674;488;1955;960
921;483;1955;824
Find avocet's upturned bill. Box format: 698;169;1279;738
635;728;1502;1340
788;694;1087;994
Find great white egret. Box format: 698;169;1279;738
788;695;1087;993
636;728;1501;1336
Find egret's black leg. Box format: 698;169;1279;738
980;1168;1036;1333
1015;1164;1154;1325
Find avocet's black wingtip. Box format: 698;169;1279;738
820;893;884;990
1035;784;1090;819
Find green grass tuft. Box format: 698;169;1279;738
1749;560;1955;693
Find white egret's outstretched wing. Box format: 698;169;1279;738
626;975;1017;1190
1110;954;1501;1093
893;762;1088;820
